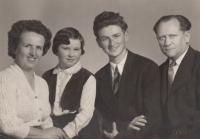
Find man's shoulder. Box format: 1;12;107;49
128;50;158;69
95;63;109;77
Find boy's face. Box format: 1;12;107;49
97;25;128;62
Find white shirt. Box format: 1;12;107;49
110;51;128;84
0;63;53;139
52;61;96;139
169;47;189;81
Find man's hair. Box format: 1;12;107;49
93;11;128;38
52;27;85;55
8;20;52;59
153;15;192;34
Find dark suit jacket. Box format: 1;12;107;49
159;46;200;138
95;50;162;139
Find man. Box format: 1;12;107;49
93;11;162;139
154;15;200;138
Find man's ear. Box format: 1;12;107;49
124;30;129;42
184;30;191;44
96;38;102;48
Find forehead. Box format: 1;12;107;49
60;39;81;48
98;25;123;37
20;31;45;45
157;18;181;35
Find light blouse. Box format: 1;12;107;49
0;63;53;139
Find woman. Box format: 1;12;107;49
0;20;67;139
43;27;102;139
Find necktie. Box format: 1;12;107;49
113;66;120;97
168;61;176;93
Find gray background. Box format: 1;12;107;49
0;0;200;75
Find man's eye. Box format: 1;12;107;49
170;35;175;38
37;46;43;50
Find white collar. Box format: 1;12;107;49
169;47;189;66
53;61;81;75
110;51;128;75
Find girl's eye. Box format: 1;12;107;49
75;48;80;51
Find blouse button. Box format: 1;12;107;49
38;120;40;122
35;96;37;99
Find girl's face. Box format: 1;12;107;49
57;39;82;69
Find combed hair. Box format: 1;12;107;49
153;15;192;34
93;11;128;38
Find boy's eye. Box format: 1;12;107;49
101;37;108;42
24;44;31;47
113;34;120;38
158;36;165;40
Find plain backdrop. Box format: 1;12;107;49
0;0;200;75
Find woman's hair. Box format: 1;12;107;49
8;20;52;59
52;27;85;55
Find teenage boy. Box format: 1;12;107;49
93;11;162;139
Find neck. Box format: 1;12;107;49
109;49;127;64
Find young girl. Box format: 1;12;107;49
43;27;102;139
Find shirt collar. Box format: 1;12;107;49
53;61;81;75
110;51;128;75
169;47;189;66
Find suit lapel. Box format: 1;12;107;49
118;51;137;111
170;47;194;95
98;64;118;113
160;60;169;105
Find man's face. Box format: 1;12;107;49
156;18;190;61
97;25;128;62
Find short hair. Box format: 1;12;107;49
93;11;128;38
153;15;192;34
8;20;52;59
52;27;85;55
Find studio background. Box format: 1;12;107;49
0;0;199;75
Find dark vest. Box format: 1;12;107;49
43;68;92;111
43;68;103;139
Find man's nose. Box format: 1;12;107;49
164;37;171;46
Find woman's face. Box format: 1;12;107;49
57;39;82;69
14;31;45;72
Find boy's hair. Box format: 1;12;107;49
93;11;128;38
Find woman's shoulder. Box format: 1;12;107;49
0;67;16;84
